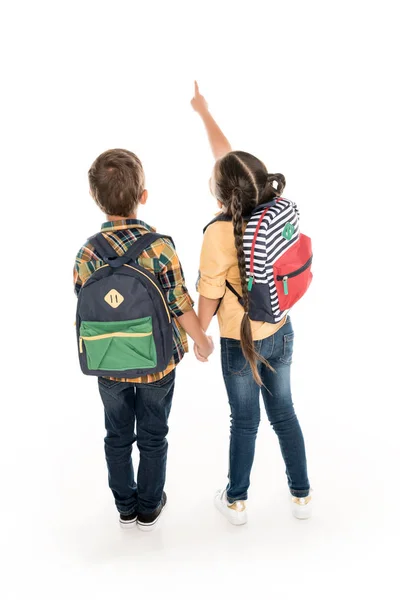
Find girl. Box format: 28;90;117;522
191;82;311;525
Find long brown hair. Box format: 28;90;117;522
213;151;286;385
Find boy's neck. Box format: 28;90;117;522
106;213;138;221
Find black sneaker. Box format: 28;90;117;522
137;492;167;532
119;510;138;529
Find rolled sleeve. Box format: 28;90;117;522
197;223;230;300
197;274;226;299
158;242;194;318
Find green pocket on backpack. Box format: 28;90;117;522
79;317;157;371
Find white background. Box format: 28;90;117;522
1;1;398;598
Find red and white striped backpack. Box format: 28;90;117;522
226;197;313;323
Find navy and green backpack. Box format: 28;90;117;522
76;233;173;377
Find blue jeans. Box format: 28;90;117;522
98;369;175;515
221;317;310;501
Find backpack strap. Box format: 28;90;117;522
89;232;173;268
88;232;118;261
203;213;232;234
123;233;173;265
225;281;244;306
248;206;271;289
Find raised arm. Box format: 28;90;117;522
191;81;232;160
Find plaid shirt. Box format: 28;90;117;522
74;219;194;383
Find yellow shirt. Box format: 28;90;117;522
197;219;286;340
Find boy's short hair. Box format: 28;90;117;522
88;149;145;217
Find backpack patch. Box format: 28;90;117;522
104;289;125;308
282;222;295;241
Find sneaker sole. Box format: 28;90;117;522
119;516;138;529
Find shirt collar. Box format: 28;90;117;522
100;218;156;233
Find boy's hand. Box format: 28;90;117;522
194;336;214;362
191;81;208;115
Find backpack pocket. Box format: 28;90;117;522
273;234;313;312
79;317;157;371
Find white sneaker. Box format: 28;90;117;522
291;493;312;519
214;489;248;526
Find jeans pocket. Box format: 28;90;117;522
98;377;121;390
280;333;294;365
149;369;176;388
222;338;262;376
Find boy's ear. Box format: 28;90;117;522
139;189;148;205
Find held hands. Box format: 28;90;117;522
191;81;208;115
194;336;214;363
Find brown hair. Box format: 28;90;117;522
213;151;286;385
88;149;145;217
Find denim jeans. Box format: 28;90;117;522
98;369;175;515
221;317;310;501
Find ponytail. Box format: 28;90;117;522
267;172;286;195
260;172;286;203
231;188;273;386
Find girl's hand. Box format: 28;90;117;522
193;336;214;362
191;81;208;115
190;83;231;160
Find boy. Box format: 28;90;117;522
74;149;213;531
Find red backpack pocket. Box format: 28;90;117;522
273;234;313;312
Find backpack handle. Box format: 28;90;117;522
89;232;173;268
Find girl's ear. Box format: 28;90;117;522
217;200;223;210
139;189;148;205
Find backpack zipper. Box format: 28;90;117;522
79;331;152;353
124;264;171;323
277;256;313;296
